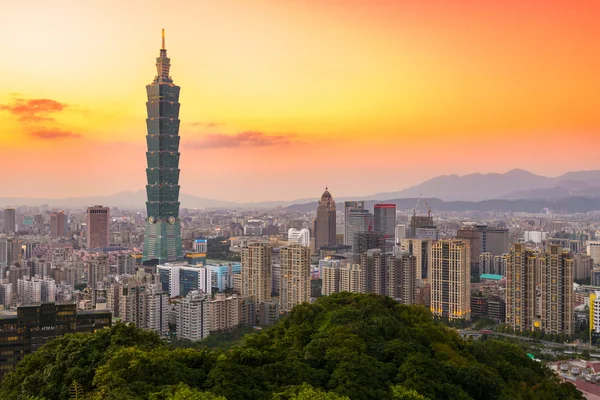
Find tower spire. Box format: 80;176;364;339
161;28;165;50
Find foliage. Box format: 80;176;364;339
172;325;256;351
0;293;585;400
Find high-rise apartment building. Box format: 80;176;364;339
279;244;311;312
456;225;481;270
387;252;416;305
175;290;210;341
87;206;110;249
50;211;67;238
314;188;337;251
344;201;364;245
430;240;471;321
374;204;396;243
400;238;433;281
479;252;508;276
587;241;600;264
505;244;574;335
143;30;184;264
241;243;272;306
146;285;169;335
3;208;16;234
287;228;310;247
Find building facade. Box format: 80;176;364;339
279;244;311;312
241;243;272;306
314;188;337;251
143;30;184;264
430;240;471;321
87;206;110;249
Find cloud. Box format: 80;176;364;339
0;98;67;122
189;131;297;149
188;121;222;128
30;129;81;140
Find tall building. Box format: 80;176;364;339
314;188;336;251
210;293;242;333
476;225;509;256
344;201;364;245
0;237;7;267
175;290;210;341
87;206;110;249
408;213;434;238
456;226;482;271
50;211;67;238
479;252;508;276
3;208;15;234
587;241;600;264
400;238;433;281
374;204;396;242
347;209;374;251
353;231;386;258
157;262;211;298
430;240;471;321
387;252;416;305
394;224;406;245
241;243;272;305
505;244;574;335
287;228;310;247
146;285;169;335
279;244;311;312
143;30;183;264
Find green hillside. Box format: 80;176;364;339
0;293;583;400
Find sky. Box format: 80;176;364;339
1;0;599;202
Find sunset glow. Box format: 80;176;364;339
1;0;599;202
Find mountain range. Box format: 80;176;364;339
2;169;600;210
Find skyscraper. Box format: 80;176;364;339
279;244;311;312
347;209;374;251
374;203;396;242
344;201;364;245
143;29;183;264
430;240;471;321
314;188;336;252
87;206;110;249
3;208;15;234
50;211;67;238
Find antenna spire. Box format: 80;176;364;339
161;28;165;50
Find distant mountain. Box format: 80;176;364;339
360;169;600;202
285;197;600;214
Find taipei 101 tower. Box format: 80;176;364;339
143;29;183;264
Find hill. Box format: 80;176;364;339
0;293;583;400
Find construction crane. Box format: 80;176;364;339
423;199;432;218
363;214;373;232
412;194;422;217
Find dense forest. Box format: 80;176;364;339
0;293;584;399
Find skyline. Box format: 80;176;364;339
1;0;599;202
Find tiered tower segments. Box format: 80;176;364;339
143;29;183;263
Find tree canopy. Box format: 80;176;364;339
0;293;584;400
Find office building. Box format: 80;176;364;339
505;244;574;335
87;206;110;249
194;239;208;253
430;240;471;321
174;290;210;341
3;208;15;234
143;30;184;264
157;262;211;298
0;237;7;267
344;201;364;245
279;244;311;312
287;228;310;247
0;303;111;378
408;213;434;238
346;209;374;252
314;188;337;251
207;263;241;292
374;204;396;242
50;211;67;238
353;231;386;257
476;225;509;256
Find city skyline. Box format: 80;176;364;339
1;0;599;202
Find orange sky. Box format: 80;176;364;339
1;0;599;202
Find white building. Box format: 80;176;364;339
287;228;310;247
194;239;208;253
17;277;55;305
157;262;211;298
523;231;548;244
146;284;169;335
175;290;210;341
395;224;406;244
587;241;600;264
